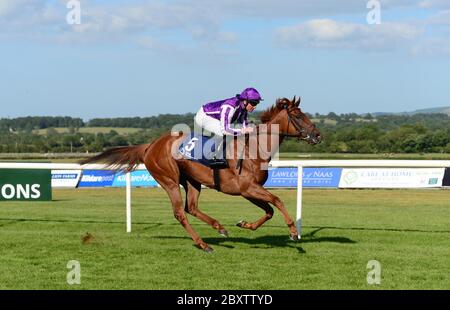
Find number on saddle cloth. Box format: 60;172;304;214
178;133;226;167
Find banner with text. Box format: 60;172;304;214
112;171;159;187
339;168;445;188
264;168;342;188
51;170;82;188
78;170;116;187
0;169;52;201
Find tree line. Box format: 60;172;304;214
0;115;195;131
0;112;449;154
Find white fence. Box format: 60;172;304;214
1;160;449;238
269;160;450;238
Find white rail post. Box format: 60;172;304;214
296;164;303;239
126;171;132;233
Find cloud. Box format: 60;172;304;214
2;1;443;34
190;27;237;44
0;0;240;51
0;0;31;17
1;0;450;56
0;0;62;31
68;3;212;34
427;10;450;26
418;0;450;9
275;19;424;51
412;37;450;56
177;0;448;19
188;0;366;18
136;36;189;54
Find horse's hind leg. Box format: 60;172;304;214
182;178;228;237
237;198;274;231
144;135;213;252
155;175;213;252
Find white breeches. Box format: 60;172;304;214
194;108;223;137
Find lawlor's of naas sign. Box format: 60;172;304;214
0;169;52;201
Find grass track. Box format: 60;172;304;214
0;188;448;289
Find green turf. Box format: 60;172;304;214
0;188;448;289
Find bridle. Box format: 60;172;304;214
235;104;320;171
281;105;318;142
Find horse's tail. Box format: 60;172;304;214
79;144;150;172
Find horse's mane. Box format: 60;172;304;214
260;98;290;123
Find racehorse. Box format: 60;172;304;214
80;97;322;252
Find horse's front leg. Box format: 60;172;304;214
241;184;298;240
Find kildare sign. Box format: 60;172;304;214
0;169;52;201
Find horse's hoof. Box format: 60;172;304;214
204;246;214;253
236;220;246;228
289;234;299;242
219;229;229;238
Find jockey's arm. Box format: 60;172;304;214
240;115;254;134
220;105;243;136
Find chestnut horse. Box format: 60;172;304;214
81;97;321;252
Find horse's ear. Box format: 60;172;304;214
292;96;296;106
295;96;301;107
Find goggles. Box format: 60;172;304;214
247;99;260;107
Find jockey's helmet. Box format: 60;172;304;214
238;88;263;106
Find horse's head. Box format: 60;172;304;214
261;97;322;145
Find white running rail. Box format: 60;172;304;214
269;160;450;238
1;160;449;237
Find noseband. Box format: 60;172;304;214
282;105;317;141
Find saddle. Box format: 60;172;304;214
179;133;229;191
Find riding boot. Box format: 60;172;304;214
209;136;228;169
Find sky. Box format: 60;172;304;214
1;0;450;119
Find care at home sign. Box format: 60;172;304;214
339;168;445;188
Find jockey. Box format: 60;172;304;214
194;87;263;166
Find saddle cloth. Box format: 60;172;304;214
178;133;226;168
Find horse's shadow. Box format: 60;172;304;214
153;228;356;253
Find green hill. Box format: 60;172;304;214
409;106;450;116
374;106;450;117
